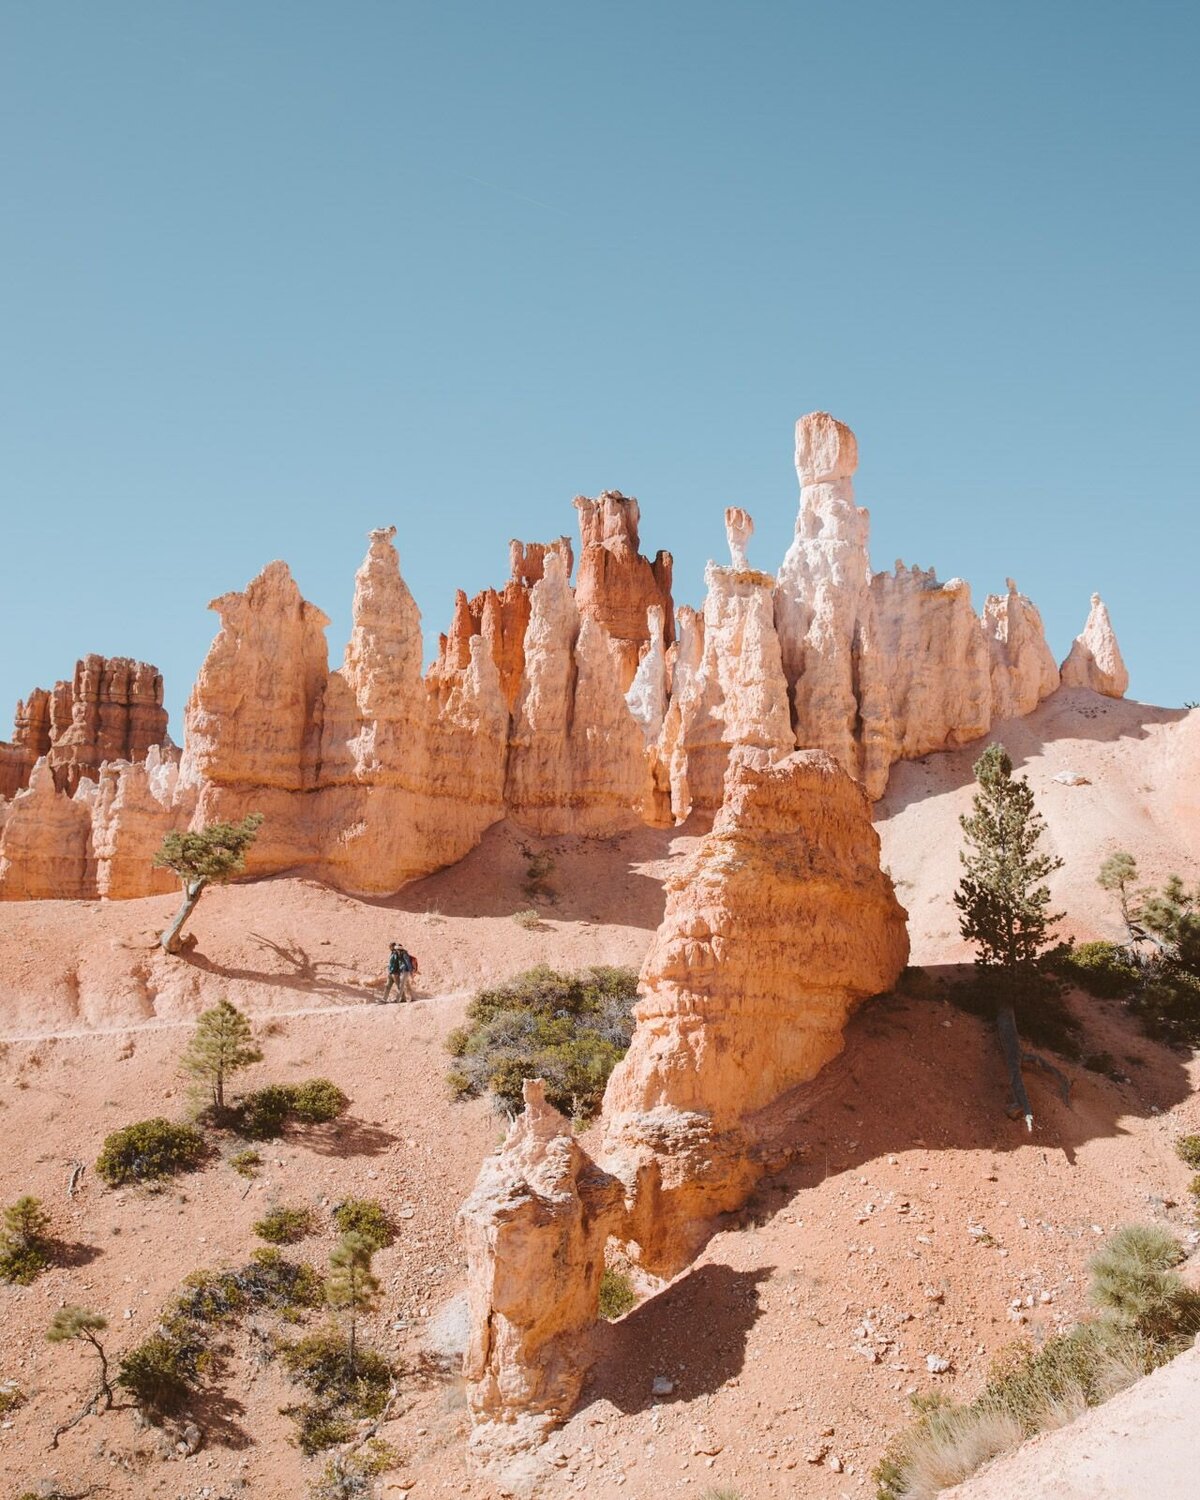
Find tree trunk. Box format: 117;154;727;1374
89;1334;113;1410
161;879;207;954
996;1003;1033;1130
348;1309;356;1377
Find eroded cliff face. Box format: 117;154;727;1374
460;747;910;1462
0;657;169;798
0;412;1129;903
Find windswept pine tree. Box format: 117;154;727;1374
154;813;263;953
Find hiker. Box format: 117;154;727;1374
382;942;418;1003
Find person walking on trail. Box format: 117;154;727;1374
382;942;419;1003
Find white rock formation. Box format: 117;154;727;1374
1060;593;1130;698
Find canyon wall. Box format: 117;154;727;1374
0;414;1129;902
460;747;910;1465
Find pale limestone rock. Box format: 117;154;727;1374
984;579;1061;721
666;513;794;817
506;551;646;835
91;751;181;899
460;1080;623;1459
1060;593;1129;698
0;760;94;900
625;605;669;746
869;564;992;759
775;413;889;789
317;528;507;893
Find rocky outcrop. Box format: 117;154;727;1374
460;1080;624;1461
462;747;909;1456
0;412;1130;904
505;549;647;836
664;509;795;817
573;491;674;691
90;749;183;900
1060;593;1130;698
0;658;168;798
984;579;1061;721
0;760;95;900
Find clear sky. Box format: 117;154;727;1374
2;1;1196;735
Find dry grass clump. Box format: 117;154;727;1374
875;1222;1199;1499
511;908;542;930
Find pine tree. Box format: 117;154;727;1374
47;1306;113;1410
154;813;264;954
326;1231;380;1376
1098;850;1144;946
180;999;263;1113
954;744;1064;1128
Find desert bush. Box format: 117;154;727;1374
332;1198;395;1251
875;1223;1195;1499
238;1248;325;1318
0;1384;26;1417
1175;1134;1200;1169
312;1438;401;1499
174;1268;247;1326
118;1327;204;1415
447;964;638;1119
0;1196;54;1284
230;1148;262;1178
96;1118;205;1185
598;1268;637;1320
511;908;542;930
280;1327;392;1452
288;1079;348;1124
256;1204;317;1245
1059;941;1141;999
234;1080;348;1138
1130;968;1200;1047
1088;1223;1200;1341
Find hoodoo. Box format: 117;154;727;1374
0;414;1129;903
460;746;910;1465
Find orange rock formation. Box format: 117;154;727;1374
461;747;910;1460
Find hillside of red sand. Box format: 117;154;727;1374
0;691;1196;1499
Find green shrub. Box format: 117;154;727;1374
235;1084;296;1140
238;1248;325;1318
1176;1134;1200;1169
312;1439;400;1499
174;1268;247;1326
288;1079;348;1124
230;1148;261;1178
1088;1223;1200;1341
332;1198;394;1251
598;1268;637;1320
279;1327;393;1451
447;965;638;1119
96;1118;206;1185
1131;968;1200;1048
1060;941;1141;999
256;1204;317;1245
0;1196;54;1285
117;1328;202;1415
235;1080;349;1138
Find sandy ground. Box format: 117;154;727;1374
0;690;1197;1499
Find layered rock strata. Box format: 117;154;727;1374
461;747;910;1459
0;656;168;798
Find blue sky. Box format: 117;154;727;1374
2;1;1196;734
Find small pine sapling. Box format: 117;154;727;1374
180;999;262;1114
954;744;1066;1129
326;1232;380;1376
